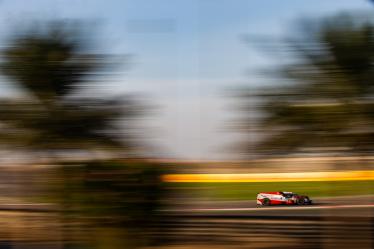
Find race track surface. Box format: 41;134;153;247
165;195;374;217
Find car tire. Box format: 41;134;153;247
304;197;311;205
263;198;271;206
297;198;305;205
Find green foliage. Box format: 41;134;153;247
0;21;154;248
168;180;374;201
48;160;166;248
242;14;374;155
0;21;135;152
58;160;164;223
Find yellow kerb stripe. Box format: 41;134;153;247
162;170;374;183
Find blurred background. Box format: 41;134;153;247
0;0;374;248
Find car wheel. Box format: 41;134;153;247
304;197;311;205
298;198;305;205
263;198;271;206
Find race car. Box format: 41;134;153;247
256;191;312;206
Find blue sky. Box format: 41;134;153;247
0;0;373;160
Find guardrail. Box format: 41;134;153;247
151;214;374;249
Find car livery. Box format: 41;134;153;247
257;191;312;206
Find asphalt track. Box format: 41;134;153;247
0;195;373;217
166;195;374;217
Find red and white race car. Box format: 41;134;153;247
257;191;312;206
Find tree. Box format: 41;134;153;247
0;21;136;158
0;22;163;249
241;13;374;156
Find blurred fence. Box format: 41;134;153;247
0;205;373;248
150;214;374;249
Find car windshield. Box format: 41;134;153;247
282;193;294;198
